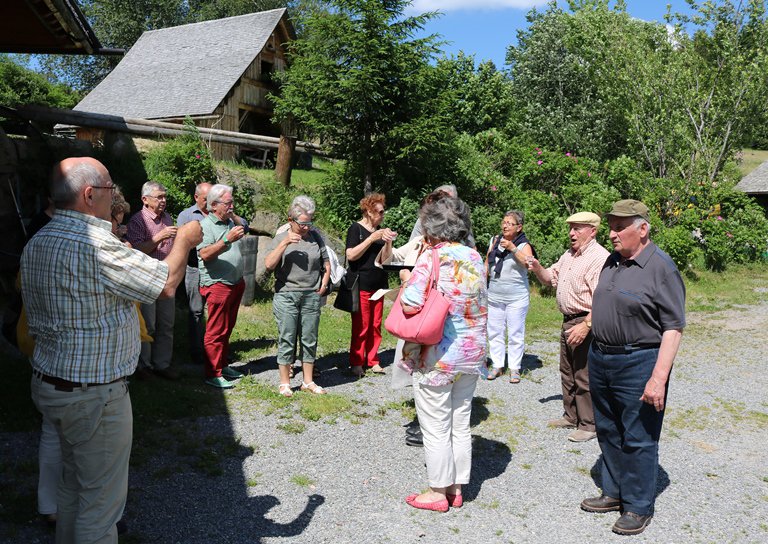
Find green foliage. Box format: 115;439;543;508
0;56;79;108
143;120;217;217
272;0;444;194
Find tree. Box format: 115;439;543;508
0;56;80;109
271;0;442;194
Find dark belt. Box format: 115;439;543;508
34;370;124;392
562;311;589;322
593;340;660;355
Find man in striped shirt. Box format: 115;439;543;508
528;212;609;442
21;157;201;543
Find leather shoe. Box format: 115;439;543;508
612;512;652;535
567;429;597;442
580;495;621;513
405;428;423;446
154;367;180;381
547;417;576;429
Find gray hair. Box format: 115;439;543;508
51;162;103;208
141;181;166;198
288;195;316;220
420;197;471;243
633;216;650;232
435;184;458;198
504;210;524;225
207;183;233;211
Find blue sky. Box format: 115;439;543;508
410;1;694;69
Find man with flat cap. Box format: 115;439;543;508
528;211;609;442
580;199;685;536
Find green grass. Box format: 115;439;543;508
739;148;768;177
684;264;768;313
290;474;315;487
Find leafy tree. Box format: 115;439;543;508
0;56;80;109
272;0;443;194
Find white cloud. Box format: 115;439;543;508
409;0;545;12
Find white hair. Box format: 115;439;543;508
51;163;102;208
141;181;166;198
207;183;233;211
435;184;458;198
288;195;315;219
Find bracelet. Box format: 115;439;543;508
511;247;519;255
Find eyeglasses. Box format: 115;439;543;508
502;221;519;227
216;200;234;207
371;209;385;215
292;218;313;227
92;185;116;193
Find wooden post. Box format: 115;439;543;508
275;134;296;187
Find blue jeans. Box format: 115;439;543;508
588;344;666;516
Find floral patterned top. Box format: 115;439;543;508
398;242;488;386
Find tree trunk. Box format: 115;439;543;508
275;135;296;187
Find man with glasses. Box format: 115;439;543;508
127;182;180;380
528;212;609;442
197;184;246;388
22;157;202;542
580;200;685;535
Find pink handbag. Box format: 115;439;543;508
385;248;451;345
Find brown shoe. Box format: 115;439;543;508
567;429;597;442
612;512;652;535
580;495;621;513
154;367;180;381
547;417;576;429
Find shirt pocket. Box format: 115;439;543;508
615;288;644;317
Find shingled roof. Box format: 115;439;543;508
736;160;768;195
74;9;289;120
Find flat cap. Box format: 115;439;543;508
607;199;650;222
566;212;601;228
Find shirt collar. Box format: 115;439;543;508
572;238;597;257
55;208;111;231
611;241;657;268
142;206;165;221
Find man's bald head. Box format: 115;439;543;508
51;157;112;209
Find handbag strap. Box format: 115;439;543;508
425;247;440;295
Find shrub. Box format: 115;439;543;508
143;119;217;217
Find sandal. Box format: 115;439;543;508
509;372;521;384
487;367;503;381
301;381;326;394
278;383;293;397
370;364;385;374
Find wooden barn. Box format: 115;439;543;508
73;9;295;161
736;160;768;213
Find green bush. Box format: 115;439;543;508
143;119;217;217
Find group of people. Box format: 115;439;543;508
19;156;685;541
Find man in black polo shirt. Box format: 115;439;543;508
580;200;685;536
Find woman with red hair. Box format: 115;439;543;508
345;193;397;377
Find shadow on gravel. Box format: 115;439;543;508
589;456;671;499
522;353;543;373
464;436;512;501
538;394;563;404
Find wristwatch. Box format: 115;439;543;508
222;238;231;247
584;319;592;329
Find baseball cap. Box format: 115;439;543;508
607;199;650;222
565;212;601;228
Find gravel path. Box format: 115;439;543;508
2;299;767;543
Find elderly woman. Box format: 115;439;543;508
345;193;397;377
485;210;534;383
400;196;487;512
197;183;247;388
265;196;331;396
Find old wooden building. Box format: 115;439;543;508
74;9;294;161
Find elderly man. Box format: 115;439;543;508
198;183;247;388
177;182;213;366
580;200;685;536
127;181;179;380
21;157;201;543
528;212;609;442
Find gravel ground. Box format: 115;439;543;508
2;299;767;544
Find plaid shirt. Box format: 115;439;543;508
548;238;610;315
21;209;168;383
126;206;174;260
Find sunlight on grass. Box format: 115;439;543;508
739;148;768;177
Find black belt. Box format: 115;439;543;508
563;311;589;322
593;341;660;355
34;370;124;392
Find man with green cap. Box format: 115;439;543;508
529;211;609;442
580;199;685;536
